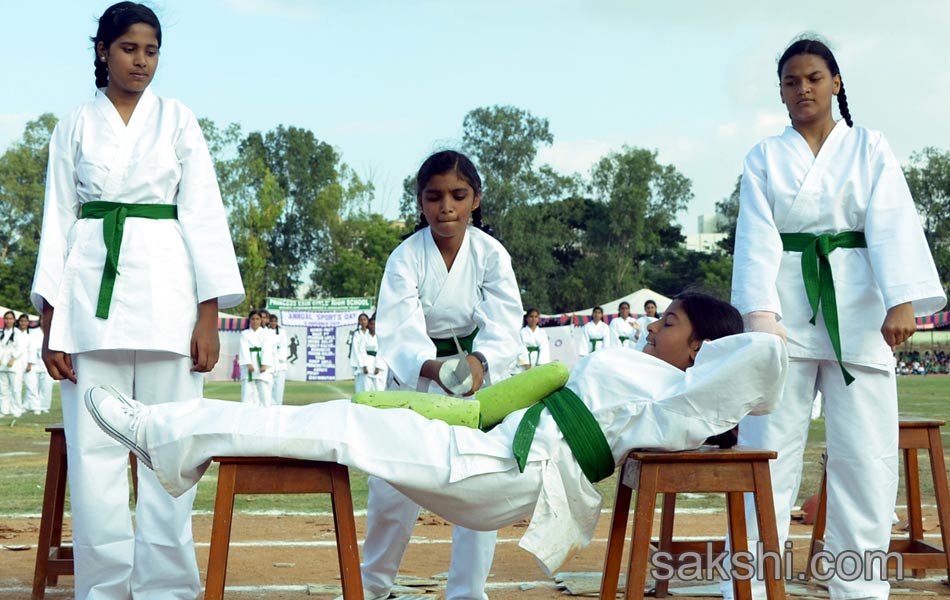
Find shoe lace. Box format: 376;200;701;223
119;401;147;434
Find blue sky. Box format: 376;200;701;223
3;0;949;233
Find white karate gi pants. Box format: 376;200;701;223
363;477;496;600
240;366;273;406
145;398;543;531
63;350;202;600
0;368;24;416
271;370;286;406
25;368;53;413
722;360;897;600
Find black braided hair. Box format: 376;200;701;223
836;82;853;128
90;2;162;90
777;36;853;127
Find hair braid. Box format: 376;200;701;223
94;56;108;88
836;82;853;127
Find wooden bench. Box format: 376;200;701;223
205;456;363;600
807;417;950;579
600;447;785;600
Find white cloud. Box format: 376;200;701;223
0;113;35;152
755;111;789;138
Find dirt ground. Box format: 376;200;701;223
1;510;948;599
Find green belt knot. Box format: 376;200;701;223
431;328;478;358
80;201;178;319
781;231;867;386
247;346;263;381
512;387;614;484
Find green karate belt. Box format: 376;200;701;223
366;350;377;357
618;335;630;345
589;338;603;353
81;201;178;319
512;387;614;484
781;231;867;386
247;346;263;382
526;344;540;365
431;327;478;358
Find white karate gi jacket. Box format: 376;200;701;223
239;327;274;381
376;226;524;391
31;88;244;355
0;328;26;372
579;320;610;355
732;121;945;369
609;316;639;348
518;325;550;368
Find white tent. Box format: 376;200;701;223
564;288;673;319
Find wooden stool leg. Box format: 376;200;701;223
752;462;786;600
329;464;364;600
652;493;677;598
601;474;634;599
32;432;67;600
807;466;828;579
926;428;950;579
624;465;658;600
903;447;926;578
725;491;751;600
205;463;239;600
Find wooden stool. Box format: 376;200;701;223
205;457;363;600
32;424;138;600
808;417;950;579
600;447;785;600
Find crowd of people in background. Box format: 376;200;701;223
0;310;53;418
896;349;950;375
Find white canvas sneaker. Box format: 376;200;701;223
84;385;153;469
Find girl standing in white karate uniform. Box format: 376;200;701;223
517;308;550;371
609;301;641;349
350;313;371;393
239;311;274;406
579;306;610;355
354;314;387;392
269;313;289;405
0;311;26;417
725;37;945;600
86;293;788;576
24;319;53;414
367;150;524;600
30;4;244;598
14;314;38;414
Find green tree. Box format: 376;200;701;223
462;105;554;232
715;175;742;255
587;146;691;300
0;114;57;313
202;121;375;308
310;211;402;299
904;147;950;294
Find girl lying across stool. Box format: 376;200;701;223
85;292;787;574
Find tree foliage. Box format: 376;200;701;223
0;114;56;313
904;147;950;295
715;175;741;255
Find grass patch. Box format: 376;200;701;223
1;376;948;516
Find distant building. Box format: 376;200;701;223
684;213;726;253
